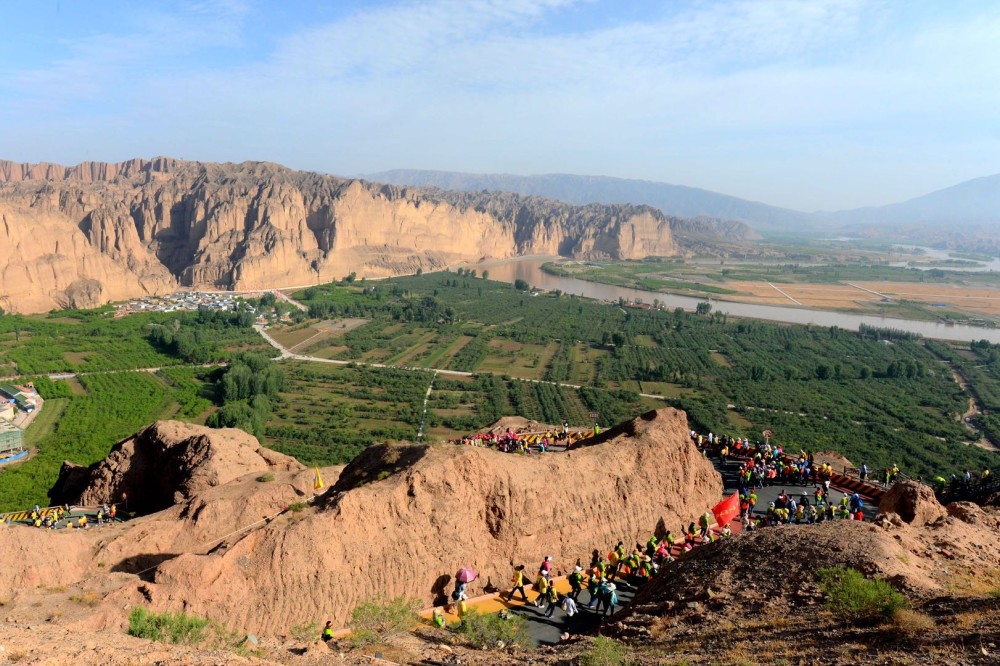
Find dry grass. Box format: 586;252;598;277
69;590;102;607
942;566;1000;597
889;608;935;635
716;645;758;666
949;611;981;630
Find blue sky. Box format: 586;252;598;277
2;0;998;211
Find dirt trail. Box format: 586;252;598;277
948;366;1000;452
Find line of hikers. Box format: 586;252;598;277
692;430;906;495
738;487;866;531
452;422;587;454
19;503;117;529
493;512;732;624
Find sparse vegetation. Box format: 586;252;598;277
290;619;318;642
454;609;532;650
256;472;275;483
69;591;102;607
286;501;310;513
817;567;908;623
579;635;632;665
347;596;421;647
127;607;210;645
889;608;935;634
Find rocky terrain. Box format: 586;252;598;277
0;413;996;664
0;158;676;313
600;479;1000;665
0;409;718;656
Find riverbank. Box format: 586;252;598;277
474;257;1000;344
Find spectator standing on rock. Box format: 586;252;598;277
507;564;528;603
860;462;868;481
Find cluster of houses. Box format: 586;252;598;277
116;291;244;316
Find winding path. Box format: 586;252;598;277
252;324;670;401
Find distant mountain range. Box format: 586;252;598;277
822;174;1000;228
366;170;1000;235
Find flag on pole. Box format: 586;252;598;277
712;493;740;528
313;467;324;491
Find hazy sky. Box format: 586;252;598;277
2;0;999;211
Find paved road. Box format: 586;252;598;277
505;450;879;645
509;580;638;646
714;454;879;520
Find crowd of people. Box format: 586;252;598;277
11;503;118;529
496;517;733;622
452;422;593;454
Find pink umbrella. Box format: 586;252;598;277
456;567;477;583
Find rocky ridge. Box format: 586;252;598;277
0;409;719;638
604;479;1000;665
0;157;676;313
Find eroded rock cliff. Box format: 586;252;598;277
0;409;718;636
0;158;676;313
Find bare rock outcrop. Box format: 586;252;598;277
50;421;302;515
878;479;947;526
121;408;719;632
0;157;676;313
1;409;717;637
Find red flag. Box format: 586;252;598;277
712;493;740;528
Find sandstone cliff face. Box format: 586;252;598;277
0;421;318;607
134;408;720;632
51;421;303;515
0;410;717;635
0;158;676;313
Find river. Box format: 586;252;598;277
476;257;1000;344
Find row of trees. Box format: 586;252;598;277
288;272;996;477
206;353;285;437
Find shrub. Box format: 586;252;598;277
127;607;210;644
817;567;908;623
287;502;309;513
256;472;275;483
348;596;421;647
579;635;631;666
454;609;532;650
